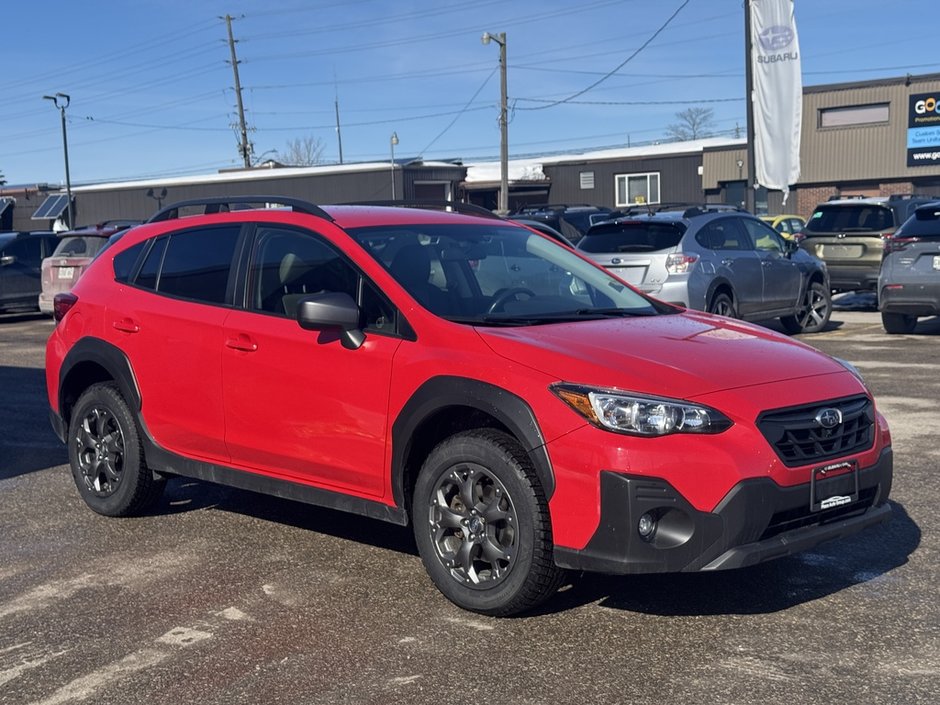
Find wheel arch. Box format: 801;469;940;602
58;337;141;431
705;278;735;309
391;376;554;519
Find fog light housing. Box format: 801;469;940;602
637;512;656;540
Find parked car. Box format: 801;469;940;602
39;222;139;315
760;214;805;240
508;217;575;247
878;200;940;333
799;194;939;292
577;206;832;333
508;204;615;244
0;230;58;313
47;197;892;616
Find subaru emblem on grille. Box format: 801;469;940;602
815;408;843;429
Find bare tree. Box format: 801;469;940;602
666;107;716;141
280;136;326;166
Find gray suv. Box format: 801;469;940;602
878;201;940;333
799;194;938;292
577;206;831;334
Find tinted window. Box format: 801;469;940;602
158;226;240;304
1;237;42;264
136;237;167;291
897;205;940;239
578;222;686;253
113;241;147;283
807;205;894;233
695;219;749;251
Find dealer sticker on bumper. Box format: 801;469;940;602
810;460;859;512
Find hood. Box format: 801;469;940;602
476;311;846;399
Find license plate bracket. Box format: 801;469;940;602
810;460;859;512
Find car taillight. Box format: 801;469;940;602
884;236;919;254
53;292;78;323
665;253;699;274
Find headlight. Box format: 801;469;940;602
551;383;733;437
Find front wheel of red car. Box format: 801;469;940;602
68;384;165;517
413;429;564;616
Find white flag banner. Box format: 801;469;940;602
750;0;802;201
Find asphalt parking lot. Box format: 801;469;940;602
0;307;937;705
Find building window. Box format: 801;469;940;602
819;103;889;128
615;172;660;206
579;171;595;190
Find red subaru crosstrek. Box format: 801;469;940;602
46;197;893;616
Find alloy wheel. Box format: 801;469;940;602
74;407;126;497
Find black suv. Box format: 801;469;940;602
799;194;939;292
0;230;58;313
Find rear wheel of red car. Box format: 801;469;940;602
881;311;917;334
780;281;832;334
68;384;165;517
708;292;736;318
413;429;564;616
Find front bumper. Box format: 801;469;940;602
554;447;892;574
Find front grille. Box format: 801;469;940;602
760;487;878;540
757;395;875;468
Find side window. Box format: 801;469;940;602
3;237;42;266
113;241;147;283
250;226;396;333
135;237;167;291
789;218;804;234
776;219;791;235
157;226;241;304
695;219;748;251
741;219;785;253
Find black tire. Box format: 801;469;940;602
708;292;736;318
881;311;917;334
780;281;832;334
68;383;164;517
412;429;564;616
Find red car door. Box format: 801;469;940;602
221;224;402;499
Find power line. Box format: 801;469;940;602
517;0;693;111
419;68;498;156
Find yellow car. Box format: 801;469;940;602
760;214;806;240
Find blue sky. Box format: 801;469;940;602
2;0;937;187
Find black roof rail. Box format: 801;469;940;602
147;196;334;224
888;193;940;201
340;199;501;219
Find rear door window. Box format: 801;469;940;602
578;222;685;253
695;218;752;251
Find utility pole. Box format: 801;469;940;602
224;14;251;168
482;31;508;215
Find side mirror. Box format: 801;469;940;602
0;255;14;266
296;292;365;350
784;239;799;255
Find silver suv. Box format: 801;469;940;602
576;206;832;334
878;201;940;333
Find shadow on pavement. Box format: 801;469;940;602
0;365;67;480
551;500;918;616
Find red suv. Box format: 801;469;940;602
46;197;893;615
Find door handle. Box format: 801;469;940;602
721;259;734;266
112;318;139;333
225;334;258;352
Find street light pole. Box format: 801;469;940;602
390;132;399;200
482;31;508;215
43;92;73;228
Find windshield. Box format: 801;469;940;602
578;221;686;253
347;223;673;325
807;205;894;233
